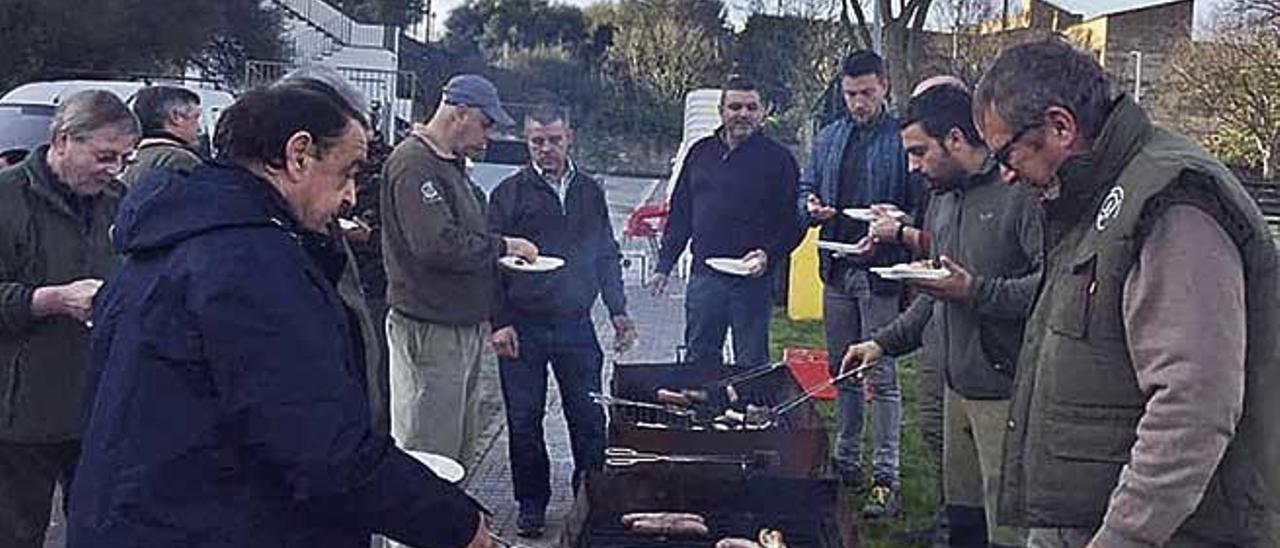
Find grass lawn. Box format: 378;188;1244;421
770;309;939;548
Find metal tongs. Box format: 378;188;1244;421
590;392;696;418
604;446;759;468
746;359;879;427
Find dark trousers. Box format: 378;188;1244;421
684;272;773;368
0;440;79;548
498;316;606;512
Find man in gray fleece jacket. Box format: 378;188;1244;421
842;85;1043;547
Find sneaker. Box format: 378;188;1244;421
862;483;901;520
516;507;546;538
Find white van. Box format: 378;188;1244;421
0;80;235;157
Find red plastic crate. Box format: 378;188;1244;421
784;347;837;401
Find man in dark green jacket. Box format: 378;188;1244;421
0;90;138;548
975;38;1279;547
120;85;202;186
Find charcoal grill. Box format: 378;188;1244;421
605;358;831;478
560;468;857;547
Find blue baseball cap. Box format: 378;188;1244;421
442;74;514;127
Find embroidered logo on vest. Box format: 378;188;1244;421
420;180;442;204
1096;186;1124;231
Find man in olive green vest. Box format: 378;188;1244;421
0;90;138;548
973;38;1279;547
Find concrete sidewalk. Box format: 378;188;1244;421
464;276;687;546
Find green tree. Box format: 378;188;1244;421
0;0;283;91
332;0;426;26
1168;5;1280;178
443;0;593;60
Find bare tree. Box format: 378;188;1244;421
1168;24;1280;178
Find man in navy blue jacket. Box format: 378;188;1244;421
652;76;802;369
487;105;636;538
69;82;489;547
799;50;921;519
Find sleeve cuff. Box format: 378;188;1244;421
1;283;36;333
1092;523;1160;548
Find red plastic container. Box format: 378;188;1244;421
784;347;837;401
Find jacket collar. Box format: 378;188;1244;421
1047;95;1153;224
137;131;194;151
20;144;118;222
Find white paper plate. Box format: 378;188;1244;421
705;257;758;277
842;207;907;222
498;255;565;273
407;451;466;483
870;265;950;280
815;239;872;255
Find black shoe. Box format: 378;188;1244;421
862;482;901;520
516;507;545;538
837;467;866;495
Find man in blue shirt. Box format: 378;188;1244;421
800;50;920;519
652;76;802;369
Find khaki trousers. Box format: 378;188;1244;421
386;309;488;466
945;388;1026;546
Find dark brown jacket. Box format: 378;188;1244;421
0;145;122;442
380;134;503;325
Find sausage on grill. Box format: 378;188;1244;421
621;512;708;536
715;538;763;548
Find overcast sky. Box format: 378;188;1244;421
427;0;1229;38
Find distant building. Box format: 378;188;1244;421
936;0;1194;129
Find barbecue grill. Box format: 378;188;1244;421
604;358;832;478
559;358;857;547
561;468;856;548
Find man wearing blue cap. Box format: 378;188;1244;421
382;75;538;472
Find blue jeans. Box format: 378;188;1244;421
684;272;773;368
498;316;605;512
824;282;902;487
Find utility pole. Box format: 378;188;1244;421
872;0;883;53
1129;50;1143;103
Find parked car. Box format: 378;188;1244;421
469;136;529;196
0;79;235;159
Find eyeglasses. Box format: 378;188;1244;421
991;123;1042;170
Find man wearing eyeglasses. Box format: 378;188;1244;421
486;105;637;538
652;75;802;371
799;50;923;519
975;39;1279;547
381;74;538;471
0;90;137;548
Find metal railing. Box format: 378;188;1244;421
270;0;391;49
244;60;418;144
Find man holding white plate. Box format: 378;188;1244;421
843;85;1043;547
487;104;637;538
652;75;802;370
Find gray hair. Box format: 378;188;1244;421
278;64;369;124
974;38;1113;140
132;86;201;134
50;90;140;140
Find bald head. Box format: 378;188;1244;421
912;75;967;98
